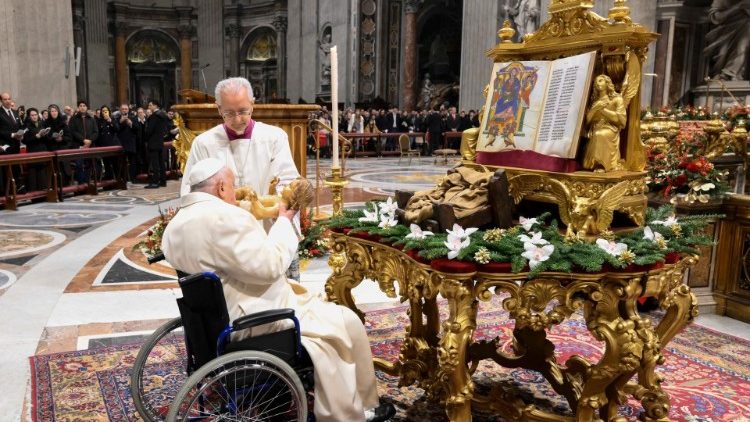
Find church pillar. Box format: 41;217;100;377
114;21;128;106
273;16;288;99
226;24;241;77
178;25;194;91
73;13;88;102
403;0;419;111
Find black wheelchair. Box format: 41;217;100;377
130;253;314;422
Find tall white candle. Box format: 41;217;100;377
330;45;339;169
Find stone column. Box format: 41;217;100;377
178;25;194;91
197;0;224;92
226;24;241;77
83;0;110;106
114;21;128;106
273;15;288;99
403;0;419;111
73;13;87;102
459;1;503;111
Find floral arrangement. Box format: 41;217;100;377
132;207;178;257
646;131;729;203
297;207;331;259
324;200;715;278
642;106;711;121
724;105;749;131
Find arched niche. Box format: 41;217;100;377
126;29;180;107
240;26;278;102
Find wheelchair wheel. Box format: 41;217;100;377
131;317;188;422
167;350;307;422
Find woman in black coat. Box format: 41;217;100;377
96;106;120;147
21;108;50;192
96;105;122;181
44;105;68;151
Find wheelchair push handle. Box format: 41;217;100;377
147;251;166;265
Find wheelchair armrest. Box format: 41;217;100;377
147;251;165;264
233;308;297;332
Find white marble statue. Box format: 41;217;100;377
516;0;540;38
704;0;750;81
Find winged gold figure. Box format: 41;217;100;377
509;174;631;237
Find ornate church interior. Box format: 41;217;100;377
1;0;749;421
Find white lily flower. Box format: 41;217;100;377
699;183;715;192
643;226;665;242
596;238;629;256
652;215;679;226
379;197;398;217
405;224;434;240
358;206;379;223
378;214;398;229
521;243;554;269
518;231;549;246
519;216;538;232
446;223;478;240
444;234;470;260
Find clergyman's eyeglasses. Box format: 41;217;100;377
220;109;252;119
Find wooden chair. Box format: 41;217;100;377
398;134;421;165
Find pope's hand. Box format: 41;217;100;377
278;200;297;221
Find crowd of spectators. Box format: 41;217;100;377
310;104;480;156
0;92;178;191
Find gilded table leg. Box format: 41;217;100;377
436;275;478;422
325;235;368;321
575;278;645;422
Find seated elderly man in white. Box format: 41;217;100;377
162;158;395;422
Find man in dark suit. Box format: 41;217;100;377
0;92;23;154
115;104;139;182
144;99;170;188
425;109;444;155
68;100;99;148
384;107;401;133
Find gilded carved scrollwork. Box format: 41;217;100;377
326;234;698;421
433;273;478;421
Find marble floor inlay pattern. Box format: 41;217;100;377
0;157;746;422
0;229;67;258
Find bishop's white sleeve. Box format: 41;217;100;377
212;212;299;284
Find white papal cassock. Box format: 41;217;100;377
162;192;379;421
180;122;300;197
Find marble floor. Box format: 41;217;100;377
0;156;748;421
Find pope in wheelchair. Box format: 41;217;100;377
159;158;395;422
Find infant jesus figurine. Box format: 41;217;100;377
235;176;314;221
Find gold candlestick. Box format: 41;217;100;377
324;167;349;217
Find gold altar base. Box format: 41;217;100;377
326;233;698;422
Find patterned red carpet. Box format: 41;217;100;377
30;299;750;421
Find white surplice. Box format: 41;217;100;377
162;192;379;422
180;122;300;197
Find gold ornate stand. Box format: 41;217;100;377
325;233;698;421
324;167;348;217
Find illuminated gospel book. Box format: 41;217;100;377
476;51;596;169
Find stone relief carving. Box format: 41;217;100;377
704;0;750;81
319;26;332;88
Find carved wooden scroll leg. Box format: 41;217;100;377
436;275;478;422
324;235;368;321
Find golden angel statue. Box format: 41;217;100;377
583;53;641;172
582;75;627;172
171;112;196;174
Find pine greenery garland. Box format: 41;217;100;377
323;201;718;278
